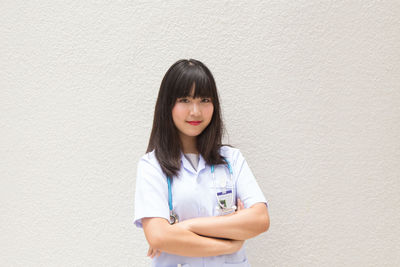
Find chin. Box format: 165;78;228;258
184;131;203;137
187;133;202;137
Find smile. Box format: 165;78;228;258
187;121;202;126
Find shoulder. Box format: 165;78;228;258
219;145;243;162
137;149;164;177
140;149;157;162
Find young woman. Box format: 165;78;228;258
134;59;270;266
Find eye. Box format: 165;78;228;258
201;98;211;103
178;98;190;103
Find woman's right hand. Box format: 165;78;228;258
147;246;161;259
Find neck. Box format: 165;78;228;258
179;133;198;154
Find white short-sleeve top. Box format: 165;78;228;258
134;145;269;267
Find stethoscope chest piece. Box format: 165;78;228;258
170;210;179;225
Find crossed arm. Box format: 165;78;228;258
142;199;269;258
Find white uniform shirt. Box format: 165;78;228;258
134;145;269;267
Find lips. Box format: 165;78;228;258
187;121;202;126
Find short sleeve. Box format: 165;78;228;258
133;157;170;228
233;150;269;209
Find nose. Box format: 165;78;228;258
190;102;201;116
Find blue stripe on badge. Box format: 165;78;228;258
217;190;232;196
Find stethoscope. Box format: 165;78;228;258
167;157;236;224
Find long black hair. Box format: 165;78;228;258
146;59;229;178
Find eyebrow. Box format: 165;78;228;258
179;96;211;99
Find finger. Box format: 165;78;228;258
150;249;157;258
155;250;161;258
152;249;160;259
239;198;245;209
237;198;243;210
147;246;152;257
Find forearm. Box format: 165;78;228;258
148;222;239;257
183;203;269;240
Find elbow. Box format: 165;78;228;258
247;212;269;239
146;231;165;250
146;232;165;250
257;215;269;234
142;218;172;250
262;214;270;232
259;207;270;233
249;203;270;235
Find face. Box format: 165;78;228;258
172;91;214;139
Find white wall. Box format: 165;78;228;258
1;1;399;266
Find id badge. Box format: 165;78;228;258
217;190;233;209
216;185;236;215
214;165;236;215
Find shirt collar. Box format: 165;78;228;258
180;151;206;174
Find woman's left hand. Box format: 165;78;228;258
236;198;245;212
225;198;245;217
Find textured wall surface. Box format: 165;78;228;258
1;1;399;266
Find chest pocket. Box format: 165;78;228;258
208;164;236;216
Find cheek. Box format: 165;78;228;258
205;105;214;120
172;104;186;122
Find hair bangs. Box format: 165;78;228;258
174;66;214;99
